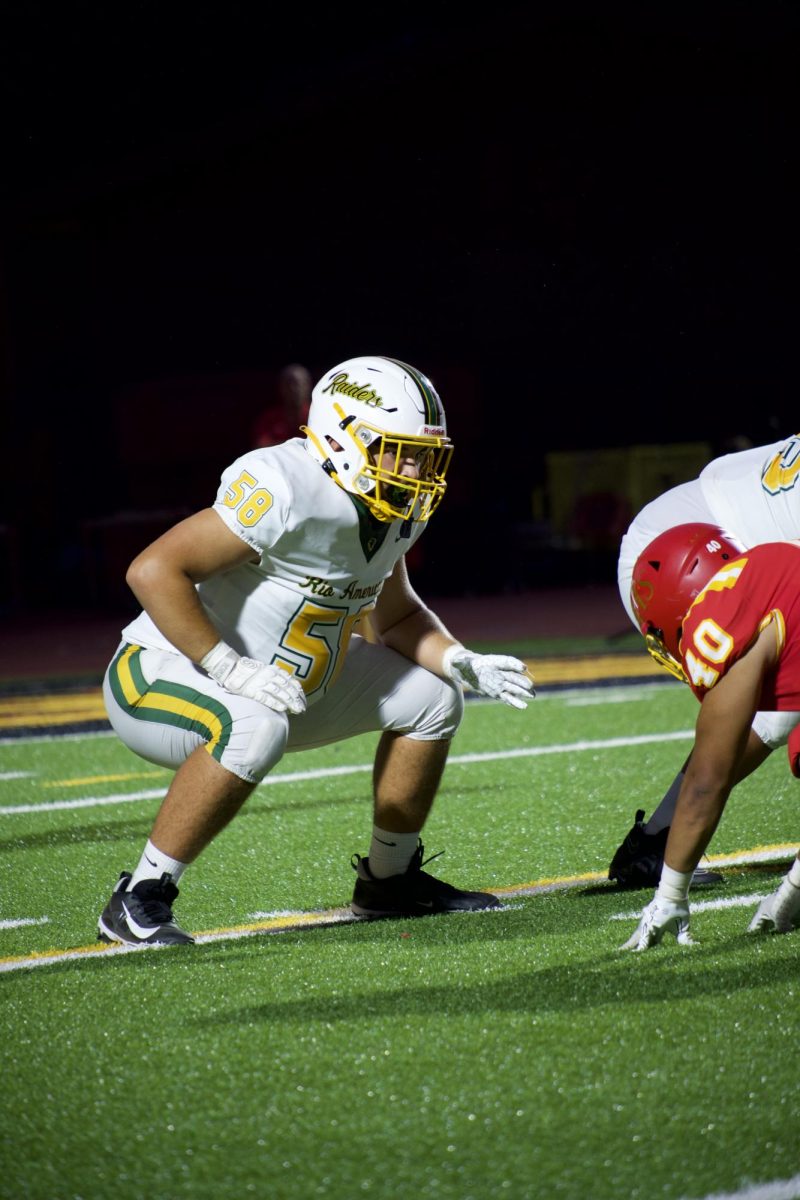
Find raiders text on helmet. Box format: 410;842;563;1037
630;522;747;681
302;356;453;523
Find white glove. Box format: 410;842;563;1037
621;896;694;951
748;880;800;934
442;646;534;710
200;641;306;715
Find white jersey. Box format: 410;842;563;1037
618;432;800;629
122;438;426;705
698;434;800;545
616;431;800;749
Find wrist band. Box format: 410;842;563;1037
441;643;466;679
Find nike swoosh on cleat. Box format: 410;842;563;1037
416;901;434;909
120;898;162;941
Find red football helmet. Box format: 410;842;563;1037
630;522;746;680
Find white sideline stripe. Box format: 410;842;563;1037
0;729;694;815
445;730;693;765
0;915;49;930
0;786;169;815
0;771;34;781
611;893;767;920
682;1172;800;1200
248;909;320;920
244;904;528;921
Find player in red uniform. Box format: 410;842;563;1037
621;523;800;950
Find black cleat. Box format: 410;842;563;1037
351;841;501;919
688;864;724;886
608;810;723;889
98;871;194;946
608;810;667;888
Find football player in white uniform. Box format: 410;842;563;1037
98;356;534;946
608;431;800;887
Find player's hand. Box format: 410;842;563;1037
443;648;534;710
621;896;694;951
748;887;800;934
201;642;306;715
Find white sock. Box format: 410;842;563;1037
787;858;800;889
656;863;693;904
772;858;800;925
367;826;420;879
645;771;684;834
128;839;188;890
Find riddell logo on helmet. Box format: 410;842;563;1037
422;425;445;436
631;578;655;612
322;372;391;409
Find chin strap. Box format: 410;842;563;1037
302;425;344;485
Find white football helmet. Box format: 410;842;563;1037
302;356;453;523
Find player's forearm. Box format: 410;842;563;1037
126;557;221;663
663;781;729;873
664;664;758;872
377;606;459;673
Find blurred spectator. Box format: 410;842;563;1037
251;363;312;447
716;431;754;455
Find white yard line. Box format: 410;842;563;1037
1;723;794;973
0;729;695;816
0;915;49;930
0;786;171;815
610;893;768;920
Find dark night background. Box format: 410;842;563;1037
1;2;798;614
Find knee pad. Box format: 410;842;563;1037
752;710;800;751
230;708;290;782
407;676;464;741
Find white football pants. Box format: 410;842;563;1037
103;634;464;784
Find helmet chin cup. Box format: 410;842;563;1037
302;356;453;523
644;629;689;683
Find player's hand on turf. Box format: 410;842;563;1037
747;887;800;934
200;642;306;715
621;896;694;951
443;648;535;710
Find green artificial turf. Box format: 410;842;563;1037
2;682;799;1199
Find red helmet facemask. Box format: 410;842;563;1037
630;523;746;681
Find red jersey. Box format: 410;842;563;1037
680;541;800;710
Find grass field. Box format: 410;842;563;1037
2;675;799;1200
